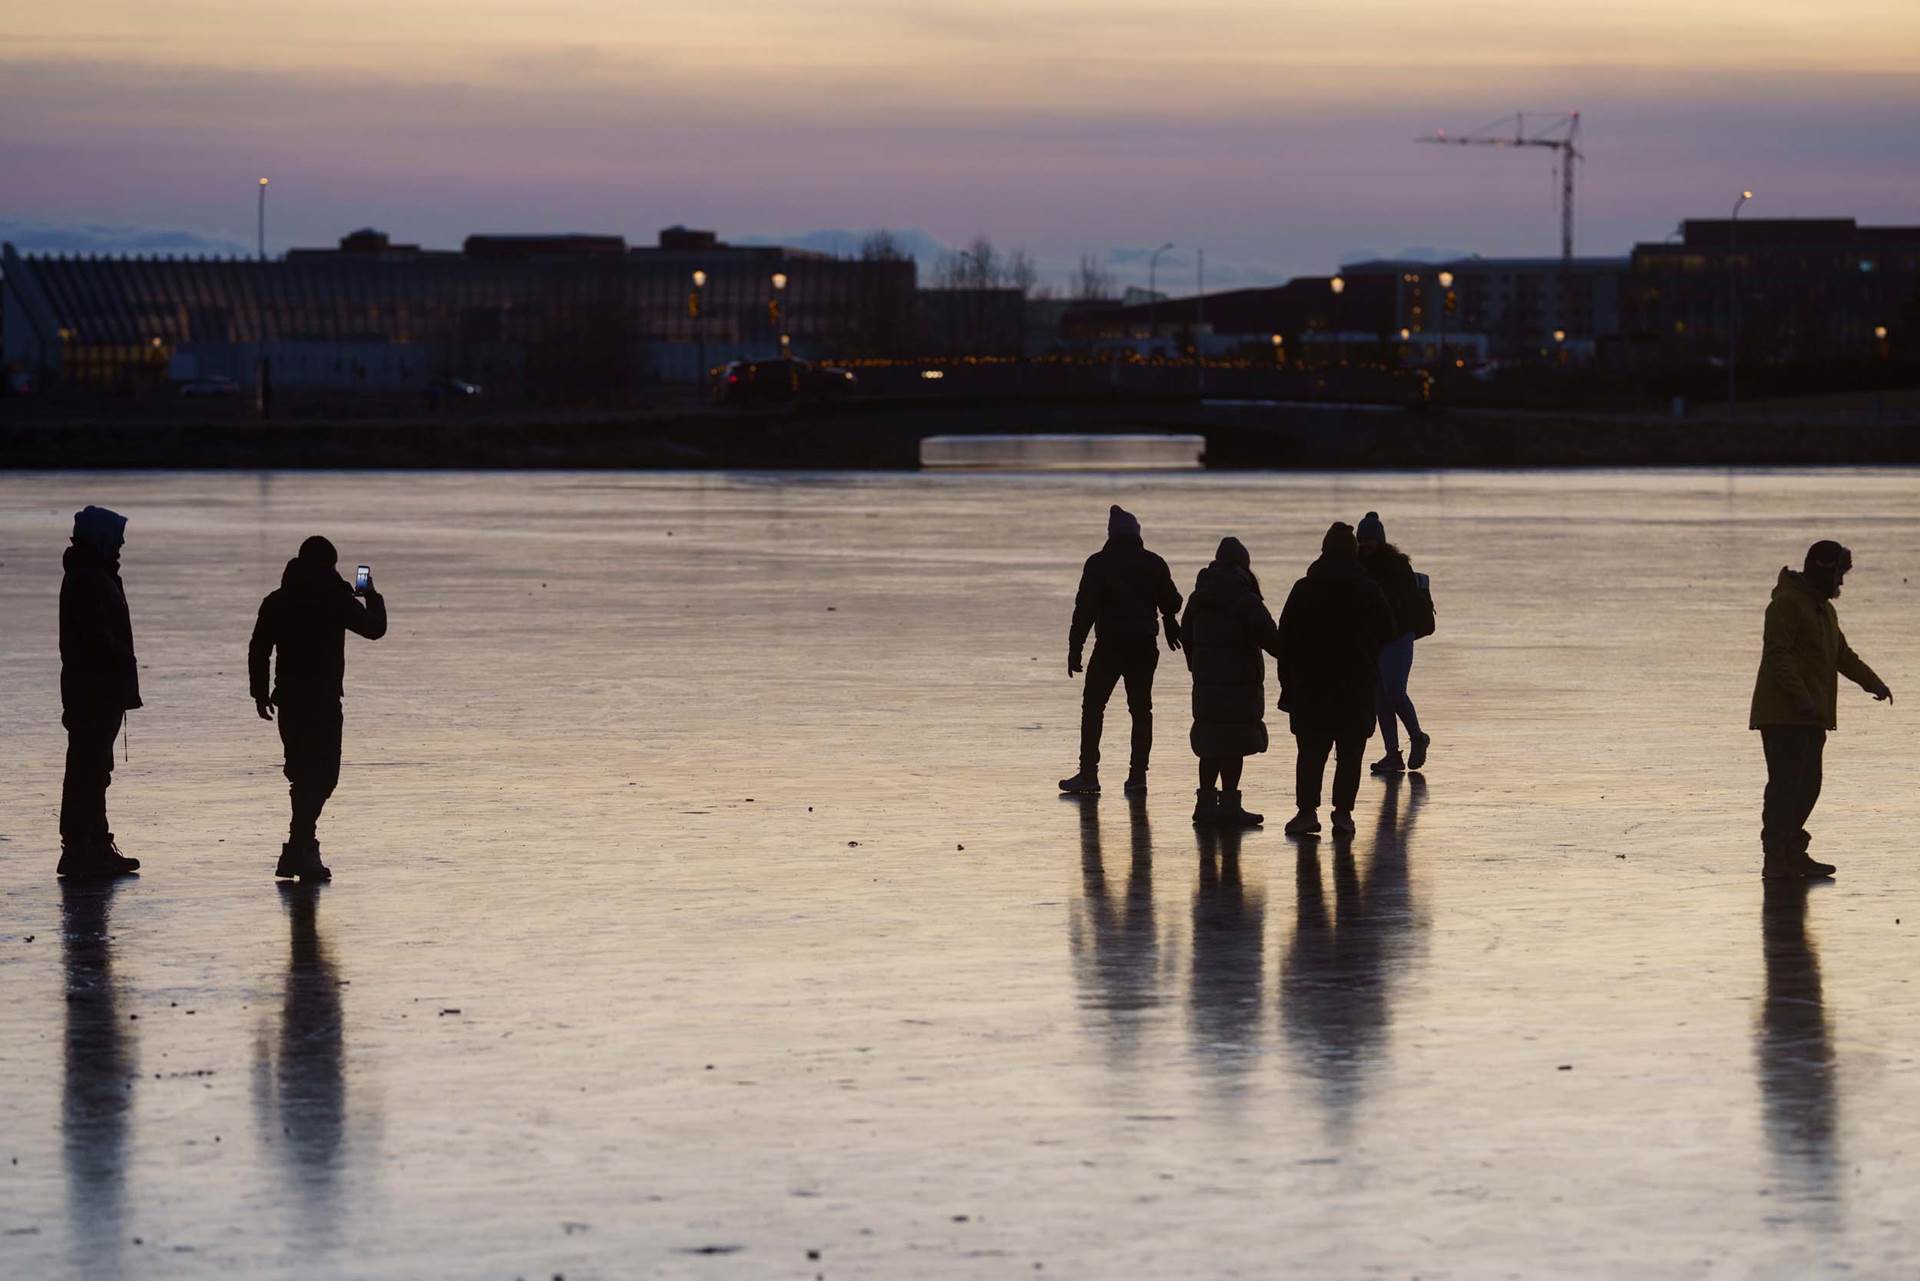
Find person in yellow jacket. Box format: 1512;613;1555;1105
1749;541;1892;879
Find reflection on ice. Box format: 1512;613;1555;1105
1757;882;1839;1223
1281;774;1425;1139
61;882;132;1280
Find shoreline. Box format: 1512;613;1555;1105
6;398;1920;470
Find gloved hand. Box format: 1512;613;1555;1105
1068;651;1083;676
1873;682;1894;704
1165;617;1182;652
255;697;276;721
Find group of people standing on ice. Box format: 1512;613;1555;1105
55;505;385;883
1060;505;1433;837
1060;505;1895;880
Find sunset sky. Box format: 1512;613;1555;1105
5;0;1917;286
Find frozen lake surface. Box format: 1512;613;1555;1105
3;469;1919;1279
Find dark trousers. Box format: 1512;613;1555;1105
1080;645;1157;775
279;700;344;843
60;706;123;841
1761;726;1825;856
1295;731;1366;813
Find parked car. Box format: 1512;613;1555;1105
178;376;240;397
714;358;857;409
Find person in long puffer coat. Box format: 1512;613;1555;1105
1276;523;1395;839
1181;537;1281;828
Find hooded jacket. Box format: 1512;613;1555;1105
1277;551;1395;738
1181;558;1281;759
1069;534;1183;657
1749;567;1882;730
60;543;141;713
249;557;387;704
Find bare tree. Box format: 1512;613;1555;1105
859;229;909;262
1073;253;1116;302
1006;248;1039;299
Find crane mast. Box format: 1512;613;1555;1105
1416;111;1582;262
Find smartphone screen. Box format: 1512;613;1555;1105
355;564;371;592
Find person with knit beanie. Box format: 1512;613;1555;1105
1276;523;1396;837
1179;535;1282;826
1060;505;1184;796
57;505;143;878
1356;511;1431;774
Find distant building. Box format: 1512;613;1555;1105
2;227;918;397
1338;257;1627;357
1625;218;1920;362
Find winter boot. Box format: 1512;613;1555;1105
1123;772;1148;797
1369;752;1406;776
1331;809;1357;836
276;838;331;882
1284;810;1322;837
1216;791;1264;828
1408;733;1431;771
1192;787;1219;826
1058;769;1100;795
98;835;140;875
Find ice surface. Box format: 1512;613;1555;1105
2;469;1919;1278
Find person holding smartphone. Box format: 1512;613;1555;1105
248;536;387;881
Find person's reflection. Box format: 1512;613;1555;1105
255;882;345;1228
1068;796;1164;1063
62;880;134;1278
1280;774;1424;1139
1756;881;1838;1220
1189;825;1265;1094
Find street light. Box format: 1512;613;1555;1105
1271;333;1284;367
770;271;788;354
690;269;707;399
1437;270;1454;366
1729;189;1752;416
257;177;269;262
1147;242;1175;347
1329;275;1346;294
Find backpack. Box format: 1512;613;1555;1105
1409;571;1437;639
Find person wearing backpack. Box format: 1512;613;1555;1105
1357;511;1432;775
1059;506;1184;797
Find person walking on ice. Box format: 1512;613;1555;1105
1356;511;1432;775
1060;506;1184;797
1750;540;1891;880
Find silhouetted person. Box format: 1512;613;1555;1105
250;536;387;881
1756;881;1838;1216
1181;536;1281;827
1356;511;1430;775
256;883;347;1223
61;881;135;1275
1749;541;1890;879
1277;522;1394;838
1060;505;1182;796
1070;795;1165;1063
58;505;142;878
1189;825;1264;1094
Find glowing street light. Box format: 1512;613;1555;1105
1553;329;1567;343
769;272;789;352
1329;275;1346;295
256;177;269;262
1874;325;1889;340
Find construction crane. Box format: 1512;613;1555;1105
1416;112;1581;262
